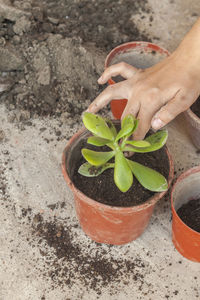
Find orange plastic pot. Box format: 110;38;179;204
184;108;200;149
62;126;174;245
171;166;200;262
105;41;170;119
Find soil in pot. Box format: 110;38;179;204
177;198;200;233
72;140;169;207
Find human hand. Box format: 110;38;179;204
87;55;200;140
87;19;200;140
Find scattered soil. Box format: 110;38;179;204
0;1;161;296
72;138;170;207
177;198;200;232
32;213;149;294
191;96;200;118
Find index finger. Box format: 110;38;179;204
87;82;129;113
98;62;137;84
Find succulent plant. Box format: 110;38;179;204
78;112;168;193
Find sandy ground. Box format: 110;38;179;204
0;0;200;299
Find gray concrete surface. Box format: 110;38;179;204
1;0;200;299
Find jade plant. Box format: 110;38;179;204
78;112;168;193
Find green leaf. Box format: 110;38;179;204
122;145;138;152
104;118;117;138
82;149;115;166
87;136;111;146
121;114;135;129
132;119;139;133
82;112;114;141
114;151;133;192
78;162;114;177
123;130;168;153
127;160;168;192
145;130;168;150
125;140;151;148
115;115;135;141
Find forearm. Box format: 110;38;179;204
173;18;200;74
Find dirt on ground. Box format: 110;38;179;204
0;0;155;296
1;1;200;299
0;0;152;123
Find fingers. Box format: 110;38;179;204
87;81;130;113
151;92;194;130
121;89;162;140
121;98;140;120
98;62;137;84
133;107;155;140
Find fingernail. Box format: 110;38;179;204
98;76;103;83
151;118;165;130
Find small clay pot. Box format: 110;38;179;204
184;108;200;149
171;166;200;262
105;41;170;119
62;126;174;245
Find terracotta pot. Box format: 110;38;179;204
62;126;174;245
105;41;170;119
171;166;200;262
184;108;200;149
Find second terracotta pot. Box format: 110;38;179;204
171;166;200;262
184;108;200;149
62;126;174;245
105;41;170;119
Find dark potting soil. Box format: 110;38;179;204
177;198;200;233
72;140;170;207
31;213;148;294
191;96;200;118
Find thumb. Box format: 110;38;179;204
151;94;191;130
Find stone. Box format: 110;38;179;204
0;78;13;93
32;7;44;22
12;35;21;45
37;65;51;86
20;110;31;121
42;22;53;33
33;47;51;86
0;0;30;22
13;16;31;36
0;37;5;46
0;129;5;142
47;17;59;25
0;47;24;71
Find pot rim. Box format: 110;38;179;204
185;107;200;124
105;41;170;85
171;165;200;235
62;126;174;212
